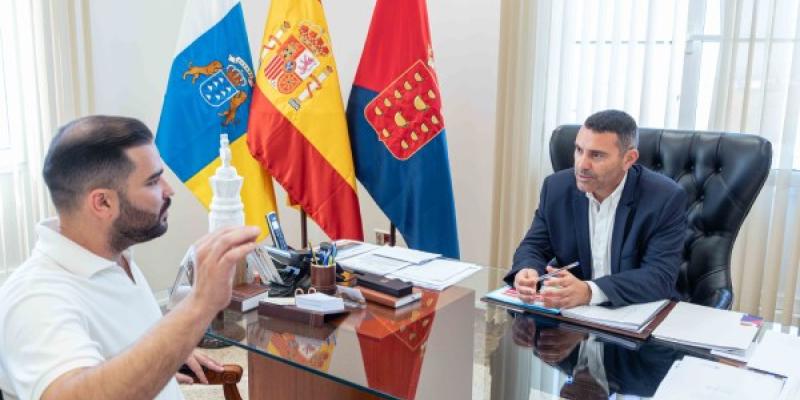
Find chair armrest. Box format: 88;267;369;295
711;289;733;310
179;364;243;400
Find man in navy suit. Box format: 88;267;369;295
506;110;687;308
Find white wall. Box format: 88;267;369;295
86;0;500;292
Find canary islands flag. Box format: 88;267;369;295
157;0;277;240
247;0;363;241
346;0;459;258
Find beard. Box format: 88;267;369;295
110;193;171;253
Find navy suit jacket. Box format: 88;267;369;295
504;165;687;306
555;338;679;397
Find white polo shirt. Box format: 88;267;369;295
0;218;183;400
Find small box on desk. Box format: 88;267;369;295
257;301;348;327
227;282;270;312
355;272;413;297
358;286;422;308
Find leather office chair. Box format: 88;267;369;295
549;125;772;309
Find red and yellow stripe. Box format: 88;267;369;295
247;0;362;240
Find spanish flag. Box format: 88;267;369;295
248;0;363;240
156;0;276;241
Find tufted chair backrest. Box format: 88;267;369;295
549;125;772;309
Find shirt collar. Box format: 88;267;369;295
586;172;628;206
33;217;131;278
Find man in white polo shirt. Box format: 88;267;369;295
0;116;260;399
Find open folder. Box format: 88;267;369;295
561;299;670;333
482;286;674;339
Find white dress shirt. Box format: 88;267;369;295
585;174;627;305
0;218;183;400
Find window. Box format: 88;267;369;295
540;0;800;170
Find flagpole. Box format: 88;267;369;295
301;209;308;248
390;222;396;247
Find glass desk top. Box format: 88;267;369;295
205;266;795;400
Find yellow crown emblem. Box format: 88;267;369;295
298;23;330;57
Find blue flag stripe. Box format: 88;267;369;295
156;3;253;182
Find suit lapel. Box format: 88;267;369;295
611;167;639;274
572;190;592;279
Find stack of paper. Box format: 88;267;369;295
710;341;758;362
652;302;759;352
370;246;440;264
387;258;482;290
334;241;481;291
561;299;669;333
333;240;379;261
652;356;785;400
337;252;411;275
295;292;345;313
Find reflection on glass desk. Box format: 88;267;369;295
205;267;798;399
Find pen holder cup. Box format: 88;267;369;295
310;264;337;295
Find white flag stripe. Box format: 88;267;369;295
174;0;239;55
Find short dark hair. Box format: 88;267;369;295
583;109;639;151
43;116;153;213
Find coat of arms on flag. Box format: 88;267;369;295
181;54;254;126
363;59;444;160
259;21;335;111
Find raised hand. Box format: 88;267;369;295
188;226;260;315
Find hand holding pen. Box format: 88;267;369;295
514;261;579;304
540;262;594;309
537;262;579;282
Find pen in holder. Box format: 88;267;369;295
310;263;337;295
307;241;337;295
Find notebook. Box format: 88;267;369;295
483;286;560;314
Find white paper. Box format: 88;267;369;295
370;246;440;264
391;259;473;282
561;299;668;332
779;377;800;400
748;330;800;377
295;292;345;313
261;297;295;306
388;259;481;291
333;240;379;261
653;356;785;400
653;302;758;351
337;252;411;275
